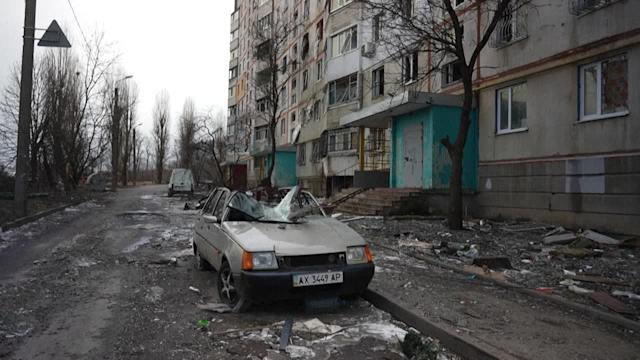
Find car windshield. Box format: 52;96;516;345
226;186;323;223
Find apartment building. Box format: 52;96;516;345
340;0;639;234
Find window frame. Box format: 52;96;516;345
372;66;384;98
496;82;528;135
579;55;629;123
330;0;353;13
330;25;358;58
328;72;359;106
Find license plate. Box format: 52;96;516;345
292;271;343;287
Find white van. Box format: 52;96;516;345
168;168;194;197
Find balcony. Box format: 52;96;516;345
569;0;622;16
230;38;239;50
230;11;239;30
251;138;272;156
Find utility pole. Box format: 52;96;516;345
14;0;37;217
111;87;120;191
132;127;137;186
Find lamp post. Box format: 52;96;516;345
111;75;133;191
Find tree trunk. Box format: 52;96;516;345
266;125;276;188
447;149;463;229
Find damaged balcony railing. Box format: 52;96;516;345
569;0;622;16
362;130;390;171
490;1;528;48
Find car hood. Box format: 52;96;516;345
223;216;366;255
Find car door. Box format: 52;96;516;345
195;189;221;266
207;189;230;270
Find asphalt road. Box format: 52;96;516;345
0;185;422;360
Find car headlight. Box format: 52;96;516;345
347;245;373;265
242;251;278;270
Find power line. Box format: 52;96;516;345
66;0;89;47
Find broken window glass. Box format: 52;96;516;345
602;55;628;115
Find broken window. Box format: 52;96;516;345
580;54;628;121
497;83;527;133
442;60;462;86
403;51;419;83
303;69;309;90
328;73;358;106
302;33;310;59
297;143;307;165
311;139;321;163
256;40;271;60
372;13;382;42
331;25;357;58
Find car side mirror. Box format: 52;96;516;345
203;215;218;224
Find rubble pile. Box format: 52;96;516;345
351;217;640;319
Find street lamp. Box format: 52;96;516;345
111;75;133;191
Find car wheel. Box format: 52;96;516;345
217;261;249;312
194;246;209;271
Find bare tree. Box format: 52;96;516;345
359;0;529;229
249;2;301;187
152;90;170;184
198;109;227;186
177;97;197;169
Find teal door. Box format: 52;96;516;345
403;123;423;188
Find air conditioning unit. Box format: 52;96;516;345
361;42;376;58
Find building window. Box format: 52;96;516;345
491;0;527;48
580;54;628;121
316;19;324;41
256;40;271;60
400;0;413;18
229;66;238;79
228;105;237;118
403;52;419;83
569;0;622;16
330;0;352;12
372;13;382;42
372;67;384;98
328;129;358;152
442;60;462;86
257;14;272;34
311;140;321;163
303;0;310;19
303;69;309;90
455;0;467;6
292;45;298;70
229;86;235;97
316;59;323;81
279;86;288;108
302;33;310;59
281;56;288;74
331;25;357;58
497;83;527;134
255;125;269;141
328;73;358;106
297;143;307;165
280;118;287;136
257;97;267;112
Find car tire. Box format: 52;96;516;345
217;260;249;312
194;246;209;271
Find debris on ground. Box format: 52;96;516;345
590;292;636;314
188;286;200;293
349;215;640;318
568;285;594;295
400;331;440;360
196;303;233;313
471;257;513;270
612;290;640;300
279;318;293;351
292;318;343;335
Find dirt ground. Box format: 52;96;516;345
0;186;457;360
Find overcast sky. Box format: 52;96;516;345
0;0;232;135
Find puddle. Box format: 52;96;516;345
122;236;152;253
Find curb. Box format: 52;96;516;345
1;200;85;232
372;240;640;333
363;289;522;360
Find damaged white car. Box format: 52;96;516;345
192;186;375;310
